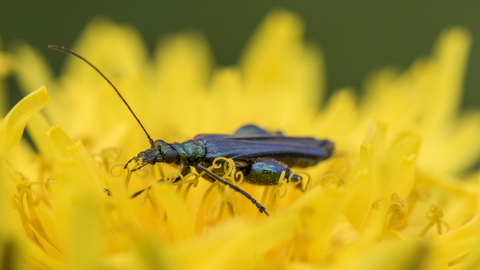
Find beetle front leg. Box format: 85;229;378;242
131;163;191;198
177;163;191;178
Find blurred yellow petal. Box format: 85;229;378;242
46;125;106;199
0;85;50;149
348;240;430;270
426;112;480;173
313;88;358;144
430;217;478;268
63;191;102;270
26;112;53;159
171;214;299;270
290;186;348;261
66;18;149;81
393;154;416;199
154;32;212;134
424;27;470;132
150;184;195;240
134;237;174;270
0;148;22;270
455;184;480;270
46;124;74;164
343;169;372;230
240;9;323;130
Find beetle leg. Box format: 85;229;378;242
177;163;191;177
131;187;149;198
195;164;269;216
131;164;189;198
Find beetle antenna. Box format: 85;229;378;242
48;45;154;147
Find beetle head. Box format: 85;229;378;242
124;140;179;171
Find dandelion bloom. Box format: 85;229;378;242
2;10;480;269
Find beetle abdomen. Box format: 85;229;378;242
244;159;292;186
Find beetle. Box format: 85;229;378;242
49;45;334;216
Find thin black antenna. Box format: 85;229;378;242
48;45;154;146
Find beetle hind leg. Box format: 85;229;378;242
195;164;269;216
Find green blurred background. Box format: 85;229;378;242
0;0;479;110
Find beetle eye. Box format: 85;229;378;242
163;150;179;163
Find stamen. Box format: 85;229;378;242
165;171;183;184
123;167;134;190
261;170;312;211
261;186;270;205
387;194;408;221
276;171;288;198
183;182;195;200
419;205;449;236
92;147;123;172
206;184;238;222
320;173;345;189
109;164;125;177
15;181;57;253
196;182;220;234
217;183;238;213
290;170;312;191
216;201;226;220
208;157;244;185
407;188;430;215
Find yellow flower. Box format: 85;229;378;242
2;9;480;269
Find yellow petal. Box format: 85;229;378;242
430;217;478;268
63;191;102;270
26;112;53;159
134;237;174;270
290;186;348;261
423;112;480;174
154;32;212;134
46;124;74;164
172;214;299;270
46;125;105;200
240;9;322;130
426;27;471;132
392;154;416;198
343;169;373;230
313;88;358;143
150;183;194;240
346;240;430;270
0;85;50;149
